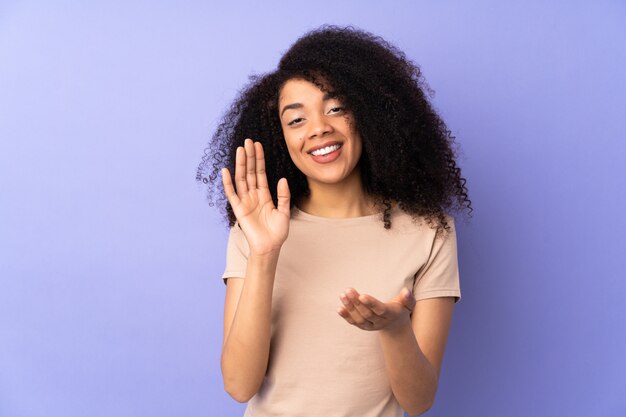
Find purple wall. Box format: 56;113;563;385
1;1;625;416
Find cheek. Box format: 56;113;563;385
283;135;303;164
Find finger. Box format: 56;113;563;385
337;307;375;330
234;146;248;197
254;142;269;190
346;290;380;323
358;294;387;316
244;139;257;189
339;302;370;329
337;307;357;325
276;178;291;215
341;290;375;327
221;168;241;207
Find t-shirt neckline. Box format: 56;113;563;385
292;205;387;224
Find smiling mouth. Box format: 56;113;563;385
308;143;343;156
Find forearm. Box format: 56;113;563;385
379;321;438;416
221;251;279;402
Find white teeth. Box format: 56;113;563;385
310;144;341;156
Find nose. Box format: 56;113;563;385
307;113;333;140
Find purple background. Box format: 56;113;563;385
1;1;625;416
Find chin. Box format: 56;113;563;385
307;169;356;186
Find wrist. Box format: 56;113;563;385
249;247;282;259
247;250;281;274
379;315;412;337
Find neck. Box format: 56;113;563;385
297;169;378;218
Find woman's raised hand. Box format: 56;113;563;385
221;138;291;255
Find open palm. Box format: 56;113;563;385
221;138;290;255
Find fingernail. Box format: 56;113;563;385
340;294;349;306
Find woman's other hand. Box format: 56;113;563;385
337;287;416;332
221;138;291;255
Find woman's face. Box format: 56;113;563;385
278;78;362;187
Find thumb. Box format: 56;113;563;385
276;178;290;215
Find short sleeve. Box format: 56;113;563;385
413;216;462;303
221;223;250;282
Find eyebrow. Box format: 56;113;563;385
280;92;334;118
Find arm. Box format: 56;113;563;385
222;252;280;402
220;139;290;402
338;290;455;416
379;296;454;416
338;216;460;414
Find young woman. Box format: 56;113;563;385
197;25;472;417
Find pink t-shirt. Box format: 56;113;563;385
222;206;461;417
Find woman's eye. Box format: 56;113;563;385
329;107;344;114
288;117;304;126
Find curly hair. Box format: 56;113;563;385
196;25;472;235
